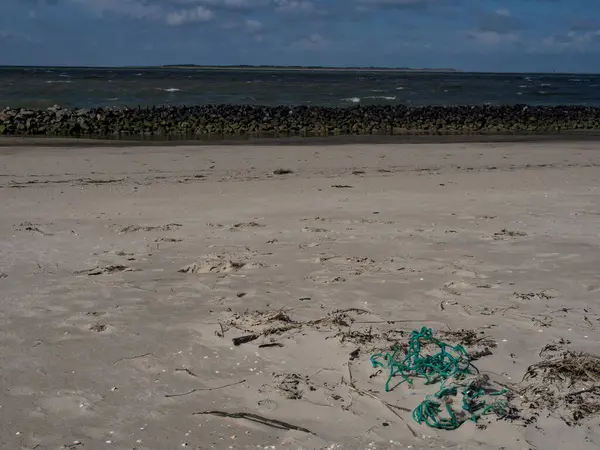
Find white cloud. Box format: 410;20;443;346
172;0;264;9
245;18;263;32
0;29;39;44
274;0;325;16
476;8;521;34
357;0;448;7
466;30;520;46
60;0;328;26
243;19;265;41
70;0;219;25
70;0;162;20
541;29;600;51
289;32;329;50
166;5;214;25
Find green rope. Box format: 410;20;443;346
371;327;472;392
371;327;509;430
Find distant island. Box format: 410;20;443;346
0;64;460;73
157;64;461;73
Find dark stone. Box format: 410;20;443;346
232;334;259;346
1;104;600;138
273;168;294;175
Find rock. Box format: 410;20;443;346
0;104;598;138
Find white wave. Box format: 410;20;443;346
519;85;527;88
396;86;405;90
161;88;181;92
343;97;361;103
107;97;119;101
46;80;72;84
365;95;396;100
541;83;551;87
371;89;384;92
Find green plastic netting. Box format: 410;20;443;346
370;326;508;430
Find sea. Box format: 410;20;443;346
2;67;600;109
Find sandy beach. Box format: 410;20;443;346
1;140;600;450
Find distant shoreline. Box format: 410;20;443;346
3;66;600;75
157;65;461;73
0;65;460;73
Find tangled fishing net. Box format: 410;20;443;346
371;326;509;430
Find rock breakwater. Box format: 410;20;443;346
1;104;600;138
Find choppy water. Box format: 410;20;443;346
2;67;600;109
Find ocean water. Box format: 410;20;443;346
2;67;600;109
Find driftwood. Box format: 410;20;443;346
192;410;314;434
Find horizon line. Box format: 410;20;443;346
1;64;458;70
0;64;595;75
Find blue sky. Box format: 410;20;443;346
1;0;600;72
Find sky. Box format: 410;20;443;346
1;0;600;72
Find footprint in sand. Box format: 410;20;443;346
492;229;528;240
444;280;476;295
14;221;53;235
38;392;102;417
304;275;347;284
89;323;110;333
302;226;329;233
75;264;135;276
452;269;487;279
154;237;183;243
179;254;269;274
111;223;182;233
228;221;266;231
257;399;278;411
427;279;492;298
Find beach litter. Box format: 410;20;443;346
371;326;510;430
222;308;516;432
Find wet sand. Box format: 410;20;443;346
1;141;600;449
4;132;600;148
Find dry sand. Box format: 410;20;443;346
1;141;600;450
